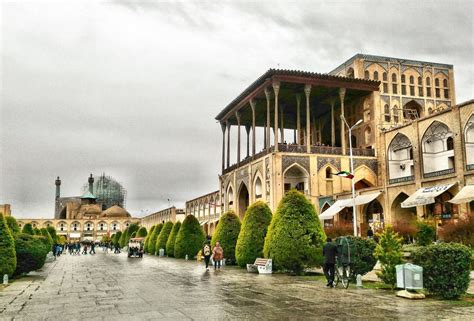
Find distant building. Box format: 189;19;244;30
140;206;186;230
0;204;11;217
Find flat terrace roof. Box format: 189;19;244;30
215;68;379;122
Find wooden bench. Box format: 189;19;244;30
247;258;272;274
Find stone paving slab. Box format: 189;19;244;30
0;251;473;320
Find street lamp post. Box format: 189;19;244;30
341;116;363;236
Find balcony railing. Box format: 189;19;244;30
423;168;455;178
467;164;474;171
223;144;375;174
389;175;415;185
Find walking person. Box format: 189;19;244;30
212;241;224;270
202;241;212;271
90;242;96;255
82;243;88;255
367;226;374;240
323;237;337;288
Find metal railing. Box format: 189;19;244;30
423;168;455;178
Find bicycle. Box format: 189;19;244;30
334;261;351;289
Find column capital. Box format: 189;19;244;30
264;87;271;100
226;119;231;129
235;111;241;122
339;88;346;100
249;99;257;111
245;125;251;134
296;93;301;105
304;84;311;96
272;81;280;95
220;122;226;132
329;98;336;107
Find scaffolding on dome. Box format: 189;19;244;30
82;173;127;210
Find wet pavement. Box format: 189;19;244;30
0;251;473;320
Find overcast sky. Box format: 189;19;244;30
1;0;472;218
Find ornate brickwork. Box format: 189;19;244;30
354;158;378;175
282;156;310;173
317;158;341;171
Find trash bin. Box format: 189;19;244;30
396;263;423;290
159;248;165;257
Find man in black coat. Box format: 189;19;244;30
323;237;337;287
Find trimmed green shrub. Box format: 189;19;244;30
22;223;34;235
174;215;205;259
119;227;128;248
6;216;20;235
148;224;163;255
113;231;122;246
438;216;474;245
346;236;377;280
166;222;181;257
46;226;58;243
130;231;137;239
33;227;41;235
416;221;436;246
137;227;147;238
235;201;272;268
263;190;326;274
144;225;156;253
156;222;173;255
123;223;139;247
0;214;16;277
14;233;50;276
374;226;403;289
211;211;241;264
40;228;53;247
413;243;471;299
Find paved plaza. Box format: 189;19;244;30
0;252;473;320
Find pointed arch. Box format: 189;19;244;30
464;114;474;166
283;163;309;194
253;171;264;200
237;181;250;220
321;164;338;196
354;165;377;189
387;133;414;182
403;99;423;120
226;183;234;209
421;121;455;175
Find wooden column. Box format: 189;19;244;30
331;99;336;147
296;94;301;145
264;88;271;151
339;88;347;155
305;84;311;153
245;125;251;158
226;121;230;168
221;122;226;172
250;99;256;156
280;105;285;143
273;81;280;151
236;111;241;165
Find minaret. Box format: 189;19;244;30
88;173;94;193
54;176;61;218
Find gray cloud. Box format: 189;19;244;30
1;0;472;218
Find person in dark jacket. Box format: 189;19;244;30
202;240;212;271
323;237;337;287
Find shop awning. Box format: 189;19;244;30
319;199;353;220
319;192;382;220
199;220;209;226
401;184;454;208
354;192;382;206
449;185;474;204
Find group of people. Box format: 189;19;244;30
64;242;97;255
202;238;224;271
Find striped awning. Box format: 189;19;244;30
401;184;454;208
319;192;382;220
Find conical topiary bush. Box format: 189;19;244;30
211;211;241;264
22;223;34;235
137;227;148;238
174;215;205;259
235;201;272;268
156;221;173;255
166;221;181;257
6;216;20;235
263;189;326;274
144;225;156;253
0;214;16;277
148;224;163;255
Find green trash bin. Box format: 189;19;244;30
396;263;423;290
335;236;355;265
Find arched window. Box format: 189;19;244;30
346;68;354;78
435;78;440;86
364;70;370;79
447;137;454;150
443;79;449;98
383;72;387;81
387;133;414;182
403;100;423;120
426;77;432;97
391;73;398;94
325;167;332;179
443;79;448;87
384;104;391;122
426;77;431;86
418;76;422;85
409;76;414;84
401;75;407;95
255;177;262;199
393;106;399;123
227;186;234;207
428;107;433;115
418;76;423;97
373;71;379;80
392;73;397;82
422;121;455;176
365;126;371;144
465;115;474;166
